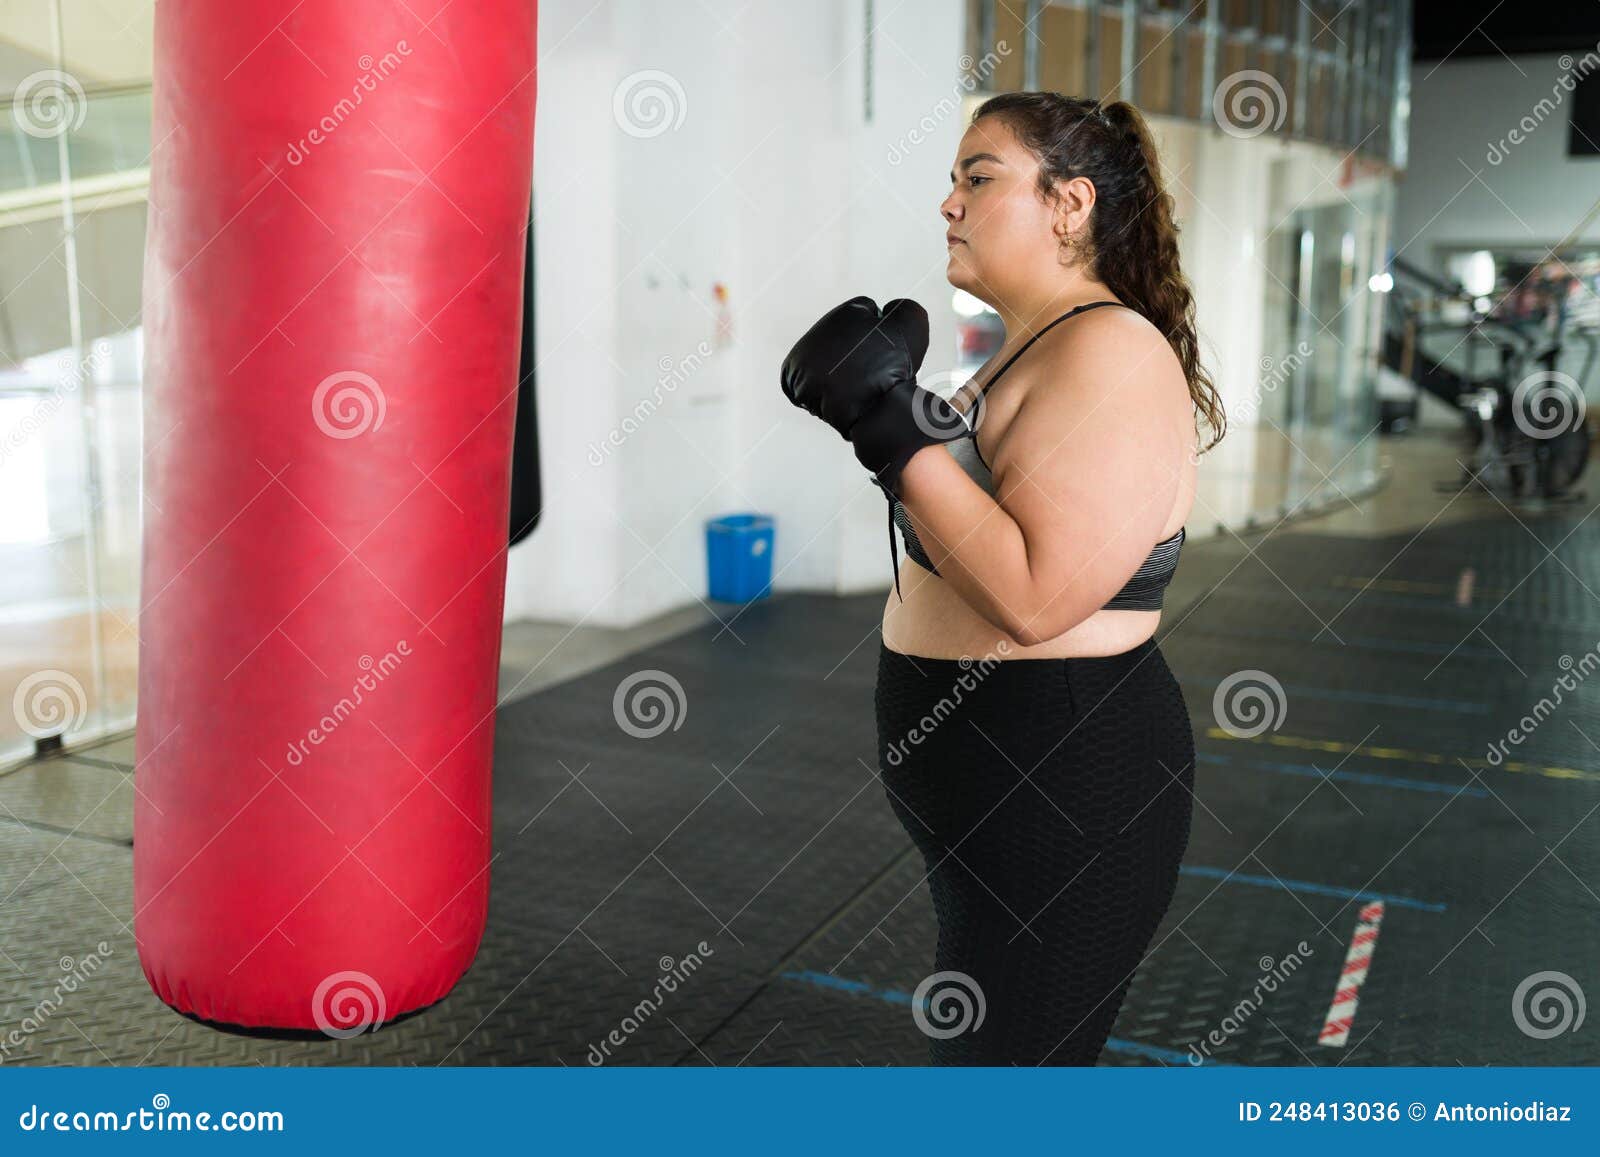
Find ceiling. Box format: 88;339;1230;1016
1413;0;1600;62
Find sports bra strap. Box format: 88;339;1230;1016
976;300;1126;399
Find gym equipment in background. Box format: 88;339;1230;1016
1382;256;1592;504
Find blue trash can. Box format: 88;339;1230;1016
706;513;774;603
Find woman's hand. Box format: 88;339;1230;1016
778;296;927;441
780;295;972;493
847;377;973;495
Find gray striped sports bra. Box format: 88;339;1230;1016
883;300;1185;609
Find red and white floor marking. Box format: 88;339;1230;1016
1317;900;1385;1047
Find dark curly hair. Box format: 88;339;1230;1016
972;91;1226;454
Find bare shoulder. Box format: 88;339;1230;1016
1000;304;1188;443
1030;303;1183;399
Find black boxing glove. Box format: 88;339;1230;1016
779;296;929;441
850;377;974;497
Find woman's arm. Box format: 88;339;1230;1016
894;314;1188;645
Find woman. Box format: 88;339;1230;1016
783;91;1225;1064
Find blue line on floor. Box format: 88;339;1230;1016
1196;751;1490;798
1102;1038;1219;1066
777;970;1229;1065
1178;863;1446;912
785;971;913;1004
1182;675;1484;714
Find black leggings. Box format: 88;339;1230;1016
875;636;1195;1065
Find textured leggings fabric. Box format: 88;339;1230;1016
875;636;1195;1065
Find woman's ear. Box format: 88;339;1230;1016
1051;175;1096;235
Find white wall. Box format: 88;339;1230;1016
827;1;968;593
505;0;623;624
1397;52;1600;269
1174;121;1272;484
507;0;967;624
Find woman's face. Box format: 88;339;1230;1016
941;117;1087;305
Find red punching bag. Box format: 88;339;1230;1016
134;1;537;1030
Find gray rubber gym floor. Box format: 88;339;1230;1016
4;498;1599;1066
